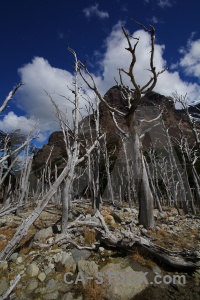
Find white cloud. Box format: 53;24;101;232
12;22;200;145
157;0;174;8
179;37;200;78
15;56;102;139
0;111;45;142
0;111;36;134
97;22;200;103
83;4;109;19
17;57;75;130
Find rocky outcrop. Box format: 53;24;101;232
32;86;197;184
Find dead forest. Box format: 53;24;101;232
0;21;200;299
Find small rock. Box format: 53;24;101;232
131;209;138;215
153;210;159;218
53;252;63;263
0;260;8;270
47;237;54;244
35;287;47;295
46;279;57;292
61;292;74;300
50;249;62;253
27;280;38;291
99;247;105;252
43;291;59;300
34;227;53;242
44;267;52;275
168;216;175;222
195;251;200;258
57;282;72;293
9;252;18;261
26;263;39;277
110;212;122;223
16;264;24;271
38;272;46;282
48;263;55;269
16;256;23;264
0;277;9;295
71;249;91;264
61;253;76;272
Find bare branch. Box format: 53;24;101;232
0;83;24;113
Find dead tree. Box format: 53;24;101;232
77;21;168;229
0;83;38;210
47;49;105;232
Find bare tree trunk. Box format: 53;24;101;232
103;136;114;205
92;145;101;210
61;180;71;234
191;165;200;206
144;156;162;212
130;120;154;229
121;137;132;208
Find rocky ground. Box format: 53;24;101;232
0;199;200;300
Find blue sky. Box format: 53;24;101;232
0;0;200;147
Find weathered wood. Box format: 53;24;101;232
96;211;198;270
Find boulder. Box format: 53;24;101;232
77;260;98;282
100;263;148;300
34;227;53;242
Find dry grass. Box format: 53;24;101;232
0;228;16;251
180;239;190;248
157;228;168;237
83;280;105;300
131;250;147;265
83;226;96;245
104;214;115;226
131;249;155;269
85;207;95;215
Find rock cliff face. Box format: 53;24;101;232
32;86;196;178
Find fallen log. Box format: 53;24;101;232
95;210;199;271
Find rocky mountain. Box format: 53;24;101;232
32;86;198;178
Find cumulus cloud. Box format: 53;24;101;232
179;37;200;79
15;56;102;140
0;111;36;133
17;57;76;131
83;4;109;19
0;111;45;142
12;21;200;144
95;22;200;106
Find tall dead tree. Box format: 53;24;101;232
78;21;168;229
